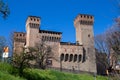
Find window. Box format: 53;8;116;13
33;23;35;27
74;54;77;62
60;54;64;61
16;34;18;37
69;54;73;62
57;37;59;42
65;54;69;61
88;34;90;37
23;34;25;37
37;19;39;21
91;16;92;19
87;16;89;19
84;15;86;18
78;54;82;62
80;20;83;24
46;60;52;65
34;18;36;21
30;18;32;20
50;37;51;41
20;34;22;36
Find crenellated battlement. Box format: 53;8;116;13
26;16;40;28
74;14;94;27
14;32;26;42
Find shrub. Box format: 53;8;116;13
23;69;55;80
0;62;20;76
0;71;25;80
0;62;13;73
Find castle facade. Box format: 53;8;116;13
13;14;97;73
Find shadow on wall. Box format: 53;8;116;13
82;47;86;63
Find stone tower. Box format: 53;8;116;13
26;16;40;47
74;14;94;46
74;14;96;73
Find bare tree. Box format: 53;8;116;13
0;36;6;60
0;0;10;18
95;34;109;54
105;18;120;66
94;34;109;75
32;42;53;69
8;31;14;57
95;17;120;79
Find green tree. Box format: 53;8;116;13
12;42;52;76
12;47;35;76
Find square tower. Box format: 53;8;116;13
26;16;40;47
74;14;96;73
74;14;94;47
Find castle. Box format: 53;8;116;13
13;14;97;73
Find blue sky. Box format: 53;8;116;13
0;0;119;42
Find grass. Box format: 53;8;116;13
23;69;108;80
0;62;25;80
0;62;108;80
0;71;25;80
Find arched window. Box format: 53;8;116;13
20;34;22;36
65;54;69;61
74;54;77;62
69;54;73;62
37;19;39;21
91;16;93;19
30;18;32;20
78;54;82;62
54;37;55;42
51;37;53;41
88;34;90;37
57;37;59;42
34;18;36;21
80;20;83;24
87;16;89;19
16;34;18;37
50;37;52;41
60;53;64;61
84;15;86;18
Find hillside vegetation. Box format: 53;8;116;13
0;62;108;80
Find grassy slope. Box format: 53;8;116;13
0;62;107;80
0;71;25;80
23;69;108;80
0;62;25;80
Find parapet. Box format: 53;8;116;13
74;14;94;26
14;32;26;42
